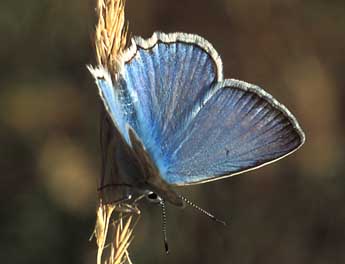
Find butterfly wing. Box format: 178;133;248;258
120;32;222;175
88;65;139;146
164;79;305;185
90;32;305;187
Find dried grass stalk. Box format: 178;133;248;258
95;0;128;72
92;1;134;264
94;202;137;264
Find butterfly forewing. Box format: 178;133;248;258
122;34;219;175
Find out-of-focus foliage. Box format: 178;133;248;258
1;0;344;263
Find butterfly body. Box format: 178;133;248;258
89;32;305;206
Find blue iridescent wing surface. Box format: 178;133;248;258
121;33;220;175
164;80;304;184
88;67;137;145
120;33;304;185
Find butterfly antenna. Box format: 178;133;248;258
180;195;227;226
160;199;169;254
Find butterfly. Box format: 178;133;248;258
89;32;305;208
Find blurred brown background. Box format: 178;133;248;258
1;0;345;263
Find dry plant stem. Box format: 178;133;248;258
95;203;136;264
93;1;133;263
95;0;128;72
95;203;115;264
111;216;134;264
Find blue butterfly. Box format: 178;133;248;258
89;32;305;208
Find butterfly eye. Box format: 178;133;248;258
146;192;162;204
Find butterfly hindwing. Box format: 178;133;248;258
164;79;304;185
